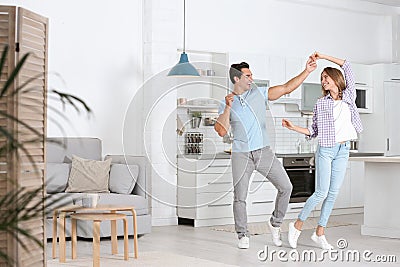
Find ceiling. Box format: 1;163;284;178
359;0;400;7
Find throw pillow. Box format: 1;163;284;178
109;164;139;194
46;163;70;193
65;155;112;193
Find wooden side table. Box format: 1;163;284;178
70;213;128;267
52;205;138;262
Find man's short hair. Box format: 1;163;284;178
229;62;249;84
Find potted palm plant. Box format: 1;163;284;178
0;45;91;266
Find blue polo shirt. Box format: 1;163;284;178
218;86;270;152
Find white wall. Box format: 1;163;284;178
184;0;393;64
2;0;144;155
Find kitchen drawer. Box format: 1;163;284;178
286;202;305;213
197;172;231;186
197;180;233;194
196;158;231;169
251;171;269;182
196;192;233;219
248;188;277;202
249;180;276;193
247;190;276;216
198;165;232;174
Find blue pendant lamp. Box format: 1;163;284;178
167;0;199;77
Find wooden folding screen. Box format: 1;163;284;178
0;6;48;267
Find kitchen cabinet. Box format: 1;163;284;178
284;57;303;99
352;63;373;114
333;163;352;209
384;81;400;156
352;63;372;86
349;161;365;207
177;157;278;227
268;55;286;87
305;59;337;84
268;56;304;108
177;158;233;227
247;172;277;219
351;157;400;238
359;63;400;152
315;161;364;213
335;161;365;209
381;63;400;81
229;52;270;81
176;50;228;102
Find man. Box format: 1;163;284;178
214;57;316;249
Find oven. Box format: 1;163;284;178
283;156;315;203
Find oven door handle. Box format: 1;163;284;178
285;168;314;171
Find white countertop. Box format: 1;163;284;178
349;156;400;163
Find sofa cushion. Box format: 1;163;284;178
46;163;70;193
66;155;112;193
109;164;139;194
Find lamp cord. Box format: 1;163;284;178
183;0;186;53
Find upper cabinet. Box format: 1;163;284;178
268;55;286;87
284;57;303;99
268;56;303;106
229;52;270;80
176;50;228;102
352;62;372;86
352;63;373;113
382;63;400;81
305;59;336;84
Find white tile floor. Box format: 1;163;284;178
47;213;400;266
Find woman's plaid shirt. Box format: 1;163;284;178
307;60;363;147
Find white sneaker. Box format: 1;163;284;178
288;222;301;249
311;232;334;250
237;236;249;249
267;220;282;246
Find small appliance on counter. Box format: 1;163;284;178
203;117;216;126
350;140;359;152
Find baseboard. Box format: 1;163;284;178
313;207;363;216
152;216;178;226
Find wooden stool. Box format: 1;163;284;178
52;205;138;262
70;213;128;267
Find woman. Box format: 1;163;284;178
282;52;363;250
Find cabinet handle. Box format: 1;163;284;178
209;165;231;168
208;181;231;185
355;82;367;85
289;206;304;210
208;203;231;208
391;78;400;81
252;200;273;204
387;138;390;151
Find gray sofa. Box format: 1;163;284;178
45;137;151;238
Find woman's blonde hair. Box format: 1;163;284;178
321;67;346;99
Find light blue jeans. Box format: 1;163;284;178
298;141;350;227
